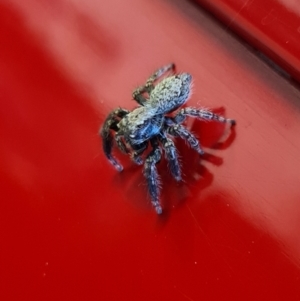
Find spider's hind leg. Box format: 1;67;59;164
100;108;129;172
132;63;175;106
143;139;163;214
174;107;236;125
145;63;175;86
168;124;205;155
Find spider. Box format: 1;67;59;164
100;63;235;214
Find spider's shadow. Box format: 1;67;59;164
112;107;236;216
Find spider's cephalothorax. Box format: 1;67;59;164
100;63;235;214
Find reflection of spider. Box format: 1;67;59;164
100;63;235;214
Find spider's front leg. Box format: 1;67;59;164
100;108;129;172
159;134;181;181
115;132;129;154
143;139;163;214
115;133;148;165
132;63;175;106
130;141;148;165
174;107;236;125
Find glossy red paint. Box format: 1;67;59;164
193;0;300;81
1;0;300;300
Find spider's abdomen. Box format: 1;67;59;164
148;73;192;114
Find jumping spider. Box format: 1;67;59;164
100;63;235;214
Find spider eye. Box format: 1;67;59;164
130;134;135;138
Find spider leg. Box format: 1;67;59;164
159;134;181;181
115;132;129;154
132;86;149;106
100;108;129;172
143;139;163;214
167;124;205;155
132;63;175;106
174;107;236;125
145;63;175;87
130;141;148;165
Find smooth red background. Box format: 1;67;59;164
1;0;300;300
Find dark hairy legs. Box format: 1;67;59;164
143;134;182;214
166;107;236;155
167;124;205;155
101;109;165;213
159;134;181;181
132;63;175;105
174;107;236;125
101;106;235;214
143;139;163;214
100;108;129;171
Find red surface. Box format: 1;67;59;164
1;0;300;300
193;0;300;81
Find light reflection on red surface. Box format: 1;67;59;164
1;0;300;300
193;0;300;81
